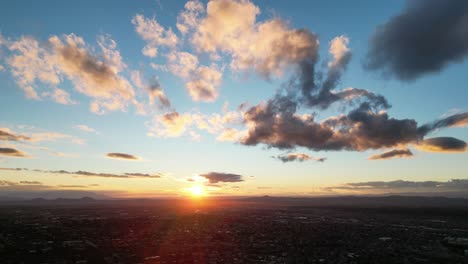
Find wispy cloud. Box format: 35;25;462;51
368;149;413;160
74;125;98;134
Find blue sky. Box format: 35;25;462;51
0;0;466;198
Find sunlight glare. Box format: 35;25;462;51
189;185;205;197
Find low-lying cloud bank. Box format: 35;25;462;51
46;169;162;178
326;179;468;194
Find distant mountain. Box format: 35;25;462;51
0;190;108;201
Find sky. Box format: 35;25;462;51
0;0;467;198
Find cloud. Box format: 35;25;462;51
75;125;98;133
241;99;420;151
132;14;178;58
0;129;31;141
131;71;171;110
0;147;28;157
0;167;27;171
149;111;194;137
192;0;320;78
416;137;466;153
368;149;413;160
106;152;139;160
20;181;42;185
149;108;242;139
328;179;468;193
199;172;244;184
365;0;468;80
166;51;222;102
43;169;163;178
6;34;138;113
274;153;326;163
177;0;205;34
418;112;468;135
42;88;77;105
1;127;84;144
124;173;162;178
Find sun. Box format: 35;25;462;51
188;185;205;197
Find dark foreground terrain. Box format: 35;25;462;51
1;196;468;264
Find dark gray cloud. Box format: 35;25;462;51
106;152;139;160
274;153;326;163
0;147;28;157
365;0;468;80
417;137;467;153
199;172;244;184
418;112;468;135
147;77;171;109
369;149;413;160
241;100;421;151
0;129;31;141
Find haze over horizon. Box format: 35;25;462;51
0;0;467;199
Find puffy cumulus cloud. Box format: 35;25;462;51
274;152;326;163
368;149;413;160
49;34;136;113
6;36;59;100
0;129;31;141
416;137;466;153
106;152;140;160
216;127;243;142
365;0;468;81
132;14;178;58
149;111;194;137
186;65;222;101
177;0;205;34
0;147;28;157
6;33;139;113
192;0;319;78
199;172;244;184
167;51;222;102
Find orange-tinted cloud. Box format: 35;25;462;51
416;137;466;153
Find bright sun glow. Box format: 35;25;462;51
188;185;205;197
